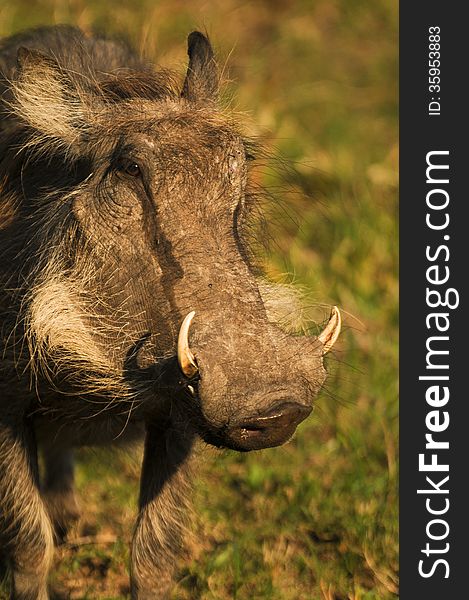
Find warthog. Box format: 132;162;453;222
0;25;341;599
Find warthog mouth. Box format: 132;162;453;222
163;372;312;452
203;401;313;452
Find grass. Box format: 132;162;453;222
0;1;398;598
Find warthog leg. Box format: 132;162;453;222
0;418;54;600
131;422;195;599
42;445;80;543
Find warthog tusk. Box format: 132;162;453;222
318;306;341;355
178;311;198;378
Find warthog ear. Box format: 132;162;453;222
181;31;219;102
13;47;89;151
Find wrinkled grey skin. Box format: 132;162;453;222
0;26;327;599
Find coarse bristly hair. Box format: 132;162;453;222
1;32;166;355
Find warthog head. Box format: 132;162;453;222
10;30;340;450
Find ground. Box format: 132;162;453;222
0;1;398;598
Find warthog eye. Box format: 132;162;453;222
122;162;141;177
116;158;142;178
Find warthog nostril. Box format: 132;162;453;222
240;402;312;431
228;401;312;451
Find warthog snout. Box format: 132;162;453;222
174;308;341;451
225;401;313;451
